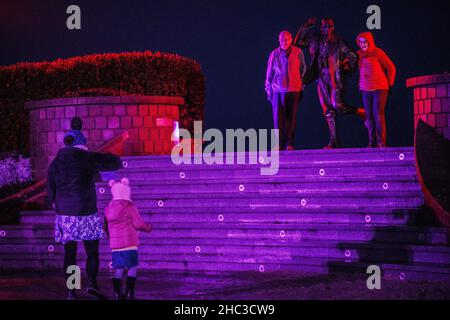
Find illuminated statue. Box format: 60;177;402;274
295;17;365;149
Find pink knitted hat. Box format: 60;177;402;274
109;177;131;201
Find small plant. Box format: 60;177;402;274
0;156;33;188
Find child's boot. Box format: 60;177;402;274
125;277;136;300
112;278;123;300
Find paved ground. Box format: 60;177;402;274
0;270;449;300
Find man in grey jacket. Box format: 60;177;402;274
265;30;307;151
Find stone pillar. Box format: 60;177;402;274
25;96;184;180
406;73;450;140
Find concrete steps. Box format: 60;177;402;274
0;147;449;280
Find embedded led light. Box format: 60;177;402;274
345;250;351;258
258;157;265;164
195;246;201;253
99;188;105;194
180;172;186;179
301;199;307;206
122;161;128;168
259;265;265;272
239;185;245;192
280;231;286;238
365;215;372;223
399;153;405;161
48;245;55;253
0;230;6;237
319;169;325;176
109;261;114;269
383;183;389;190
158;200;164;207
399;272;406;280
218;215;224;222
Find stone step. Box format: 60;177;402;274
117;166;418;181
2;241;449;265
2;258;448;281
96;176;420;186
119;148;414;165
20;207;423;215
1;250;449;271
95;190;423;200
117;160;415;171
18;211;429;226
95;195;425;209
94;181;422;195
1;224;447;245
3;237;449;255
1;253;449;281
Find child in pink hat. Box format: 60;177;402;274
105;177;152;299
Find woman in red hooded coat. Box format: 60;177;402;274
356;32;396;148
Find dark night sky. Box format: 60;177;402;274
1;0;449;149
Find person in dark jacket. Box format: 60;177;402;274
47;131;122;300
356;31;396;148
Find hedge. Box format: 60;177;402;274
0;51;206;153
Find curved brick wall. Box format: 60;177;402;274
25;96;183;180
407;73;450;140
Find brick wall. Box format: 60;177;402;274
407;74;450;140
25;96;183;180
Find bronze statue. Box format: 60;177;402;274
295;17;365;149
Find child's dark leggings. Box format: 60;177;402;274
63;240;100;281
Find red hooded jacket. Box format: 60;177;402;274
356;32;396;91
105;200;151;250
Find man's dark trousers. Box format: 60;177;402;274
271;92;301;149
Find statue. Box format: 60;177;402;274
295;17;366;149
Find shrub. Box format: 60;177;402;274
0;51;206;152
0;156;33;188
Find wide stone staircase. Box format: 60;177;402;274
1;148;449;281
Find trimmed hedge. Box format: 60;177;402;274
0;51;205;152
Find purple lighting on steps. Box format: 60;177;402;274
2;147;450;283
